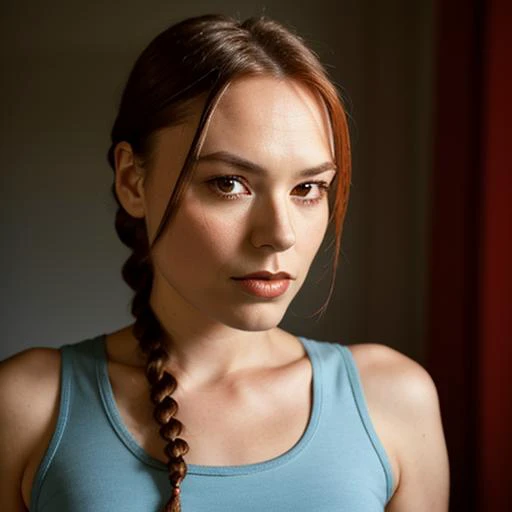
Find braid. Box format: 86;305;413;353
115;205;190;511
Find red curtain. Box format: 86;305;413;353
427;0;511;510
477;0;512;509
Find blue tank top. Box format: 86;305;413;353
30;334;394;511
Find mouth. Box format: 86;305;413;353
231;271;293;280
231;275;292;298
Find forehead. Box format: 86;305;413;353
198;76;333;161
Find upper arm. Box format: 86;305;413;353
384;355;450;511
0;348;61;512
349;344;450;512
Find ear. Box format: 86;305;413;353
114;141;146;218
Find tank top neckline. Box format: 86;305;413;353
95;333;323;476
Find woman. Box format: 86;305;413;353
0;13;449;512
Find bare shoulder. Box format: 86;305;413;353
347;343;450;512
0;347;62;410
0;347;62;511
347;343;438;412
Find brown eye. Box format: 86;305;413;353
292;181;330;200
207;176;249;198
293;183;314;197
216;177;237;193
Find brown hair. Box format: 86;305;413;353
106;13;351;511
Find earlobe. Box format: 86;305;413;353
114;141;146;219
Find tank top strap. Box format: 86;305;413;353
333;341;394;502
299;339;394;504
337;343;394;500
30;334;107;511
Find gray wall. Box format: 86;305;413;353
1;0;435;362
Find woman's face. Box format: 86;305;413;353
142;76;337;333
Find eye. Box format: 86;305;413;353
207;176;250;199
292;181;332;205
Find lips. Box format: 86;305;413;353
232;271;292;280
232;275;292;298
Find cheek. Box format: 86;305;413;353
296;210;330;275
155;202;243;273
298;205;329;247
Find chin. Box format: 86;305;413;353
217;305;288;332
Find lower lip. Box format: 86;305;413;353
232;278;291;298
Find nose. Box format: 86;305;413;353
249;193;296;251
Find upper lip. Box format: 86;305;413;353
232;271;293;280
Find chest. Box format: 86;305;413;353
109;359;314;466
33;450;389;512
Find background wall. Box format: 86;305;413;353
0;0;435;363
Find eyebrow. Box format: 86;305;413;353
195;150;337;178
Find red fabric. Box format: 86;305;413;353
427;2;482;510
428;0;512;509
478;0;512;508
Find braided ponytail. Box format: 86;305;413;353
107;13;352;510
114;204;189;511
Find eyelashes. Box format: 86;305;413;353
206;175;333;206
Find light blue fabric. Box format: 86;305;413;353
30;334;394;511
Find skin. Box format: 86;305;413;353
0;75;449;511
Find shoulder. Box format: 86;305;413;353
0;347;62;403
347;343;438;413
347;343;449;511
0;347;62;510
0;346;62;446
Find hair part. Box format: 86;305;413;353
107;13;351;511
